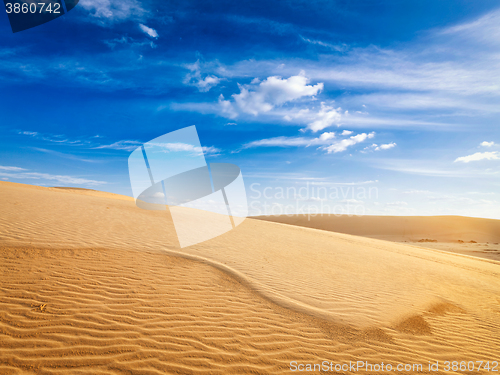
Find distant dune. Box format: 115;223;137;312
1;181;499;374
254;214;500;262
254;214;500;243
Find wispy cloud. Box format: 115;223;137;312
454;151;500;163
285;102;342;132
95;140;142;151
139;24;159;38
300;36;347;52
31;148;100;163
310;180;378;186
362;142;397;153
438;8;500;46
244;136;319;148
386;201;408;207
146;142;221;156
374;158;499;177
324;132;375;153
243;131;377;154
95;140;221;156
402;189;432;194
0;166;106;186
183;60;221;92
18;130;92;146
79;0;147;25
0;166;27;171
204;9;500;129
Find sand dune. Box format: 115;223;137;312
254;214;500;243
1;181;500;374
255;214;500;261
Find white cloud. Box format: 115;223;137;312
376;142;396;151
0;167;106;186
373;158;494;178
147;142;220;156
244;131;334;148
0;166;27;171
362;142;397;153
324;132;375;154
244;131;376;155
300;36;347;52
213;9;500;125
439;9;500;46
306;102;342;132
310;180;378;186
283;102;342;132
341;130;353;135
454;151;500;163
79;0;146;24
218;94;239;118
18;130;87;145
95;140;142;151
403;190;432;194
139;24;158;38
96;140;220;155
480;141;495;147
386;201;408;207
222;71;323;117
184;60;221;92
244;136;312;148
319;132;335;141
339;199;363;204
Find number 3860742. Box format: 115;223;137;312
5;2;61;14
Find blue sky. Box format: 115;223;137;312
1;0;499;218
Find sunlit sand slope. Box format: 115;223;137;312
1;182;500;374
2;246;498;375
255;214;500;261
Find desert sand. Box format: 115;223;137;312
255;214;500;262
1;181;499;374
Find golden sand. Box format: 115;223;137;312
255;214;500;262
1;181;499;374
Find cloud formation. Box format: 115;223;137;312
220;71;323;117
139;24;159;38
0;166;27;171
481;141;495;147
184;60;221;92
147;142;220;156
79;0;147;24
287;102;342;132
324;132;375;153
454;151;500;163
243;131;375;154
362;142;397;153
376;142;396;151
0;166;106;186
